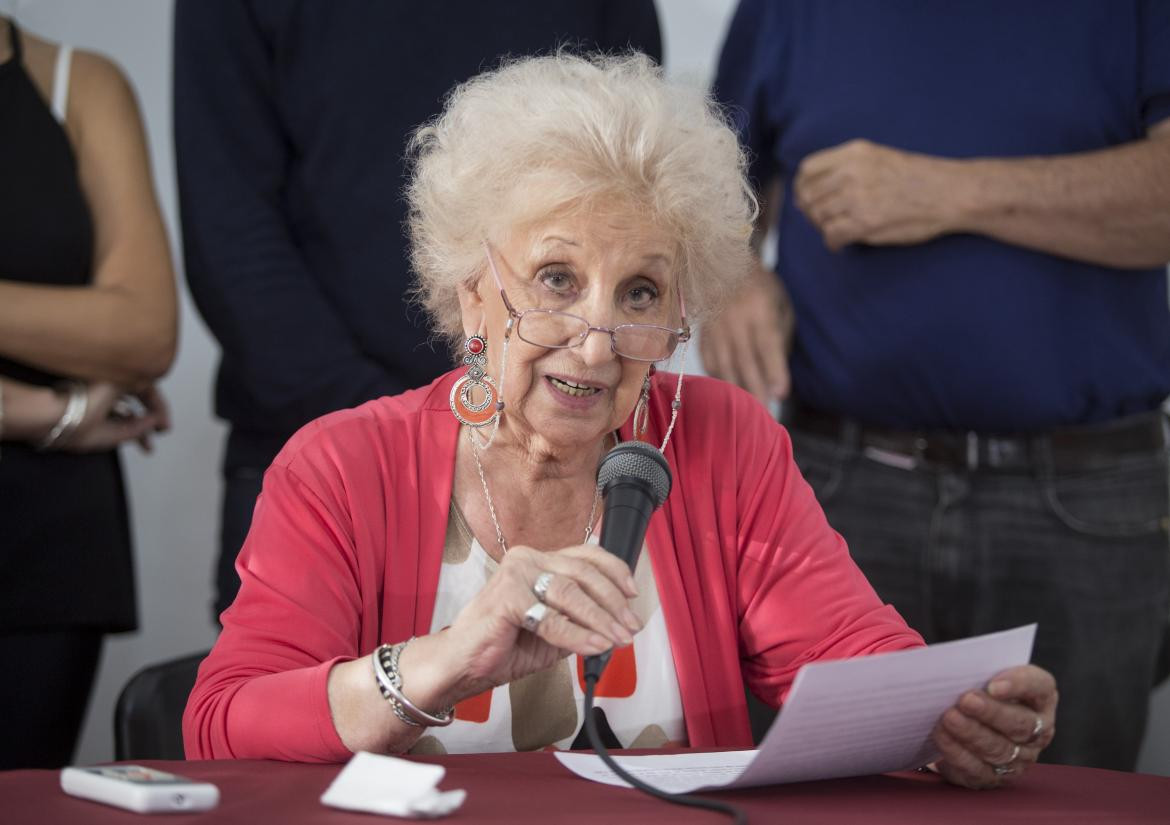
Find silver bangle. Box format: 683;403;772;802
38;381;88;450
372;639;454;728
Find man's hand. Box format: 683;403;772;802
699;259;794;405
794;139;965;251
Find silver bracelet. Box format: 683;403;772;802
372;639;455;728
38;382;88;450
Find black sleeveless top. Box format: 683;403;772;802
0;20;136;632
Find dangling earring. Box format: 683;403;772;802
632;364;655;442
450;335;500;429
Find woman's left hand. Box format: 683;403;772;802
931;664;1058;789
62;382;169;453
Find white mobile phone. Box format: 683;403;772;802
60;765;220;814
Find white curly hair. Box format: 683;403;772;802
406;51;757;350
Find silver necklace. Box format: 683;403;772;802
468;428;609;555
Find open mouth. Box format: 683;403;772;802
548;376;602;398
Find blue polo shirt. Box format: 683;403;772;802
714;0;1170;432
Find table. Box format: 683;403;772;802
4;753;1169;824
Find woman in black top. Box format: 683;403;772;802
0;18;176;768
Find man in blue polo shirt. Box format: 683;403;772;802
709;0;1170;770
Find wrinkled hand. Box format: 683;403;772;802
932;664;1058;789
794;139;965;251
62;382;169;452
699;260;794;405
443;544;642;695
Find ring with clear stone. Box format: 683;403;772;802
533;572;554;604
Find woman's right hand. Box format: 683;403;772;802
327;543;643;755
436;544;643;695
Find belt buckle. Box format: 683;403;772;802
978;434;1017;470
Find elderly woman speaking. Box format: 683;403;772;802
184;53;1056;789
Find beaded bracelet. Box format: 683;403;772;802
372;639;454;728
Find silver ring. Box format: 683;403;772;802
1027;715;1044;743
110;395;137;419
533;572;554;604
991;743;1021;777
522;602;549;633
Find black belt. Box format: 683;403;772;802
782;403;1168;473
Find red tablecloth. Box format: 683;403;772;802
4;753;1169;824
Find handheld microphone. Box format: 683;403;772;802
584;440;672;682
580;445;744;825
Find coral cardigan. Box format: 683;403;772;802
184;371;923;761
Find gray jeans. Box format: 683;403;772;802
789;427;1170;771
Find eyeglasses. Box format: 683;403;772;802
482;242;690;363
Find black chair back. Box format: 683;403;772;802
745;685;778;745
114;650;208;761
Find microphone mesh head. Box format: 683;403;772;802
596;440;673;507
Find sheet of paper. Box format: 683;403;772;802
555;750;759;794
556;624;1035;792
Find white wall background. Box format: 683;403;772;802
5;0;1168;775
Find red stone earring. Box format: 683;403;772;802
450;335;500;428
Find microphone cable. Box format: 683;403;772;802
582;674;748;824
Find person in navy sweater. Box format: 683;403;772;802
173;1;661;620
